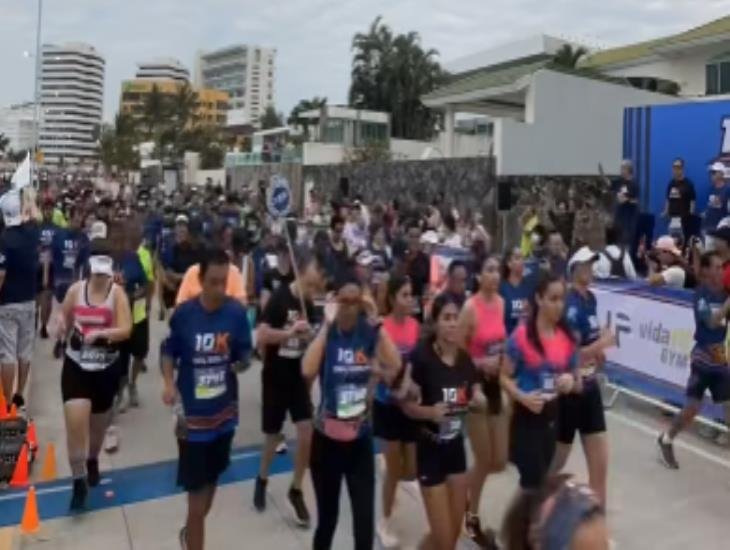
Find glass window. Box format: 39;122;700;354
721;62;730;94
323;119;344;143
706;63;720;95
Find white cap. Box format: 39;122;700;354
655;235;681;257
89;255;114;277
568;246;599;273
0;190;23;227
89;221;108;241
420;230;439;245
175;214;189;225
355;249;375;266
710;162;726;174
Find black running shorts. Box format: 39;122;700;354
177;430;234;492
416;435;466;488
261;364;312;435
61;356;121;414
556;382;606;444
372;400;418;442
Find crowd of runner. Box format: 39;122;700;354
0;170;728;550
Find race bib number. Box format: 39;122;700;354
336;385;367;419
63;251;77;269
278;336;303;359
438;415;462;441
80;346;113;370
194;366;227;400
541;372;556;397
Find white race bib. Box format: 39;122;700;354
194;366;227;400
336;385;367;419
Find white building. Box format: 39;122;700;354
39;42;105;165
194;44;276;127
422;35;679;175
580;16;730;98
0;103;36;153
135;57;189;82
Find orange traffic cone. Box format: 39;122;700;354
27;420;38;453
10;443;30;488
0;387;7;420
40;443;57;482
20;486;40;535
8;404;17;419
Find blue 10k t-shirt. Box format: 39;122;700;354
164;298;252;442
0;223;40;305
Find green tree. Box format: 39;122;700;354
288;96;327;137
349;16;445;140
0;133;9;155
142;84;168;139
260;105;284;130
553;44;589;68
99;113;140;172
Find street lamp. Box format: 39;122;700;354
23;0;43;185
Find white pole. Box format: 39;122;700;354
32;0;43;188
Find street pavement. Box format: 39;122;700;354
1;311;730;549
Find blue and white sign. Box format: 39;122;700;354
266;175;292;218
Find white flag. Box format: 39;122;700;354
11;152;31;190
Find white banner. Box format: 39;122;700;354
594;286;694;388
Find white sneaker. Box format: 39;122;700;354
275;440;288;455
376;517;399;549
104;426;120;454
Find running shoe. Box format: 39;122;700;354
116;389;128;414
287;486;310;528
128;384;140;408
657;433;679;469
276;440;288;455
53;340;64;359
39;326;49;339
179;526;188;550
253;476;267;511
104;426;120;454
87;458;100;487
69;478;88;511
465;513;499;549
11;394;25;410
376;516;399;548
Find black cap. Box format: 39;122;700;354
710;226;730;244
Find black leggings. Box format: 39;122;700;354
310;430;374;550
510;401;557;489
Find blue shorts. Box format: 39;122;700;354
686;364;730;403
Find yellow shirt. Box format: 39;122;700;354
520;215;539;258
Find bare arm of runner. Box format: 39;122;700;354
302;323;328;382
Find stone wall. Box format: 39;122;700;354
303;157;613;250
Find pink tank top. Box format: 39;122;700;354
382;316;420;355
467;293;507;359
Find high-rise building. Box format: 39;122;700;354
136;57;190;83
39;42;105;165
0;103;36;153
194;45;276;127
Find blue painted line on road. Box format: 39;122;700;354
0;441;294;527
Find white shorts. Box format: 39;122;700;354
0;301;35;364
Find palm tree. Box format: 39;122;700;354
349;16;445;140
553;44;589;68
288;97;327;138
260;105;283;130
142;84;168;139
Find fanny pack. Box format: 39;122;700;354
321;414;364;442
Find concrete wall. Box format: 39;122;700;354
303;142;345;165
495;69;679;176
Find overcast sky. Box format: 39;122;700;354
2;0;729;122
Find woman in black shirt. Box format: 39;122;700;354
403;294;486;550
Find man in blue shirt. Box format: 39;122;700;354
0;189;40;411
38;197;60;339
50;205;89;358
703;162;730;235
658;251;730;469
161;247;251;550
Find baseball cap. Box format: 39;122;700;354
655;235;681;256
89;221;108;241
420;230;439;245
0;190;23;227
567;246;599;272
175;214;189;225
710;162;727;174
710;226;730;244
88;255;114;277
355;249;375;266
